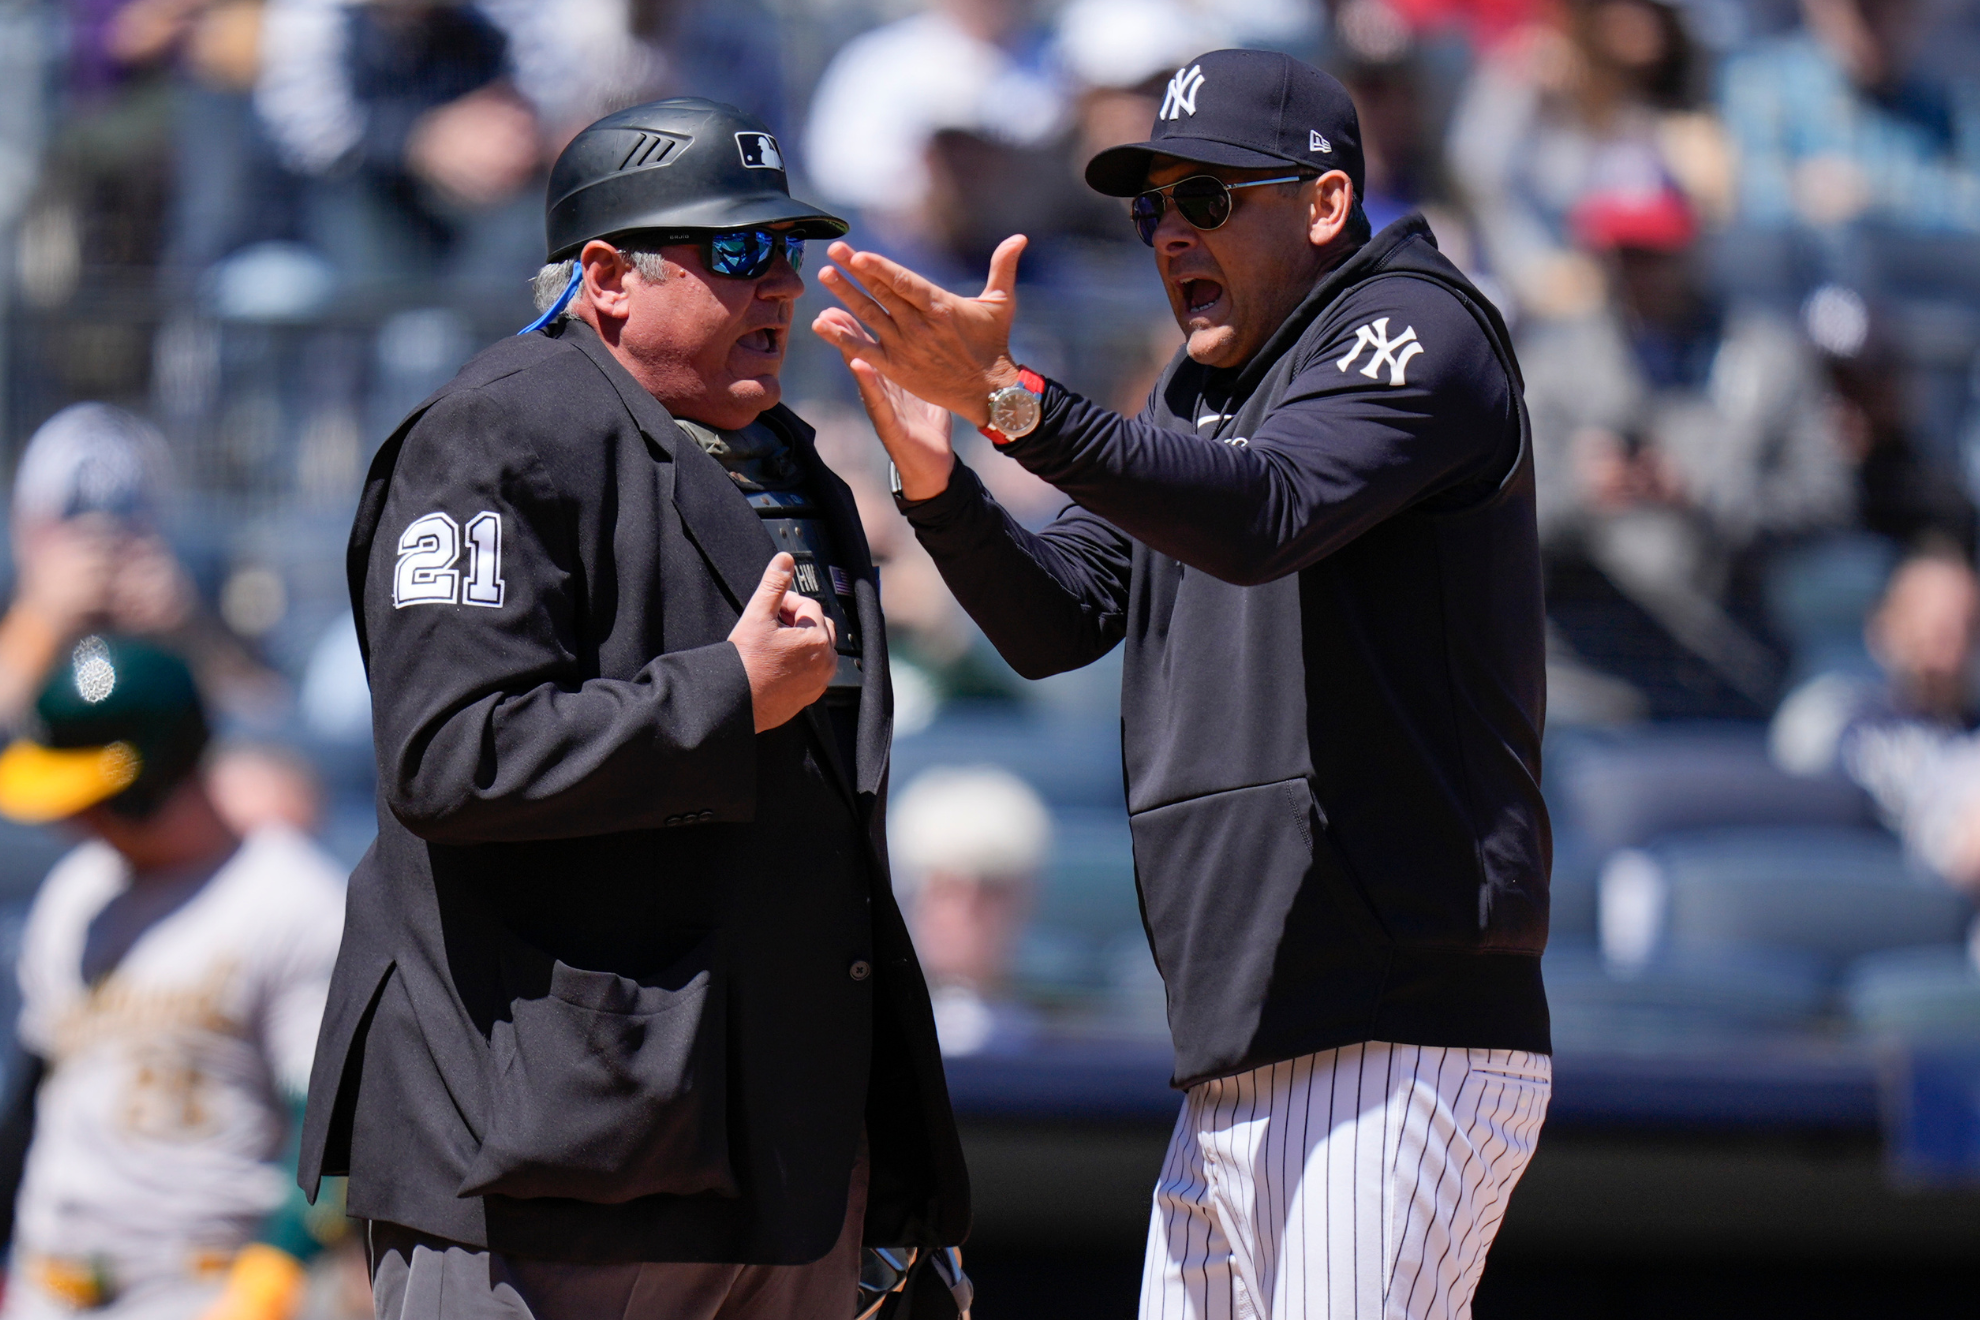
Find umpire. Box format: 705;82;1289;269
814;50;1550;1319
301;99;968;1319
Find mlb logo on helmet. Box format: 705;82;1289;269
736;132;784;171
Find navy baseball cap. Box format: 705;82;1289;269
1085;49;1364;201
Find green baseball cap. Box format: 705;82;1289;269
0;636;209;823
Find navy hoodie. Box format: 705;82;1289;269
900;215;1551;1086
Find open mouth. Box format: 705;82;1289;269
738;327;782;355
1180;279;1225;315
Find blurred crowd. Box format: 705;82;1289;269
13;0;1980;735
7;0;1980;1014
7;0;1980;1303
12;5;1980;658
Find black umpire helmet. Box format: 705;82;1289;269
545;98;848;261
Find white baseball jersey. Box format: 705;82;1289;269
1141;1042;1549;1320
8;826;345;1280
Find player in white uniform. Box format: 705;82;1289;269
0;637;346;1320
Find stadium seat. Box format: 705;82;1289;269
1762;533;1895;688
893;708;1126;810
1599;826;1973;977
1545;722;1873;945
1545;940;1830;1049
1549;724;1873;856
1845;945;1980;1040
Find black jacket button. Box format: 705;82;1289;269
699;810;714;822
849;960;872;981
664;815;680;827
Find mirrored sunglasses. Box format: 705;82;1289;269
698;228;805;279
1130;173;1317;246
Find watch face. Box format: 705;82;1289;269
990;387;1041;439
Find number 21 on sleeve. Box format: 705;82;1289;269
393;511;505;609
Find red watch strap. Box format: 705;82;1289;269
980;368;1048;446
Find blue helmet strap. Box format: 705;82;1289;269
517;263;585;336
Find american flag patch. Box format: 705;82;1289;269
830;566;853;596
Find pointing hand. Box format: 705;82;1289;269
727;553;838;732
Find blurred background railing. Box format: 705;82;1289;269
8;0;1980;1314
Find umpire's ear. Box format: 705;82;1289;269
579;240;642;323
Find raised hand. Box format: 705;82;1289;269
727;553;838;732
841;350;958;501
811;235;1029;427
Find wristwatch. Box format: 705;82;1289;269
980;368;1047;446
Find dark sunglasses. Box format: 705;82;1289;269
1130;173;1318;246
658;228;806;279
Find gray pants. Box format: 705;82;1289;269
367;1165;866;1320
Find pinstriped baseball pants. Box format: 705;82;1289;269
1138;1042;1550;1320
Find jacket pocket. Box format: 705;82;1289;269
458;932;735;1203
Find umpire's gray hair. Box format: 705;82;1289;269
530;249;671;319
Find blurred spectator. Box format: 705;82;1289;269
1773;540;1978;776
15;1;184;315
892;765;1052;1054
0;404;188;725
0;637;346;1320
96;2;308;283
1722;0;1980;235
1332;5;1447;233
1526;182;1850;716
1864;541;1978;722
1057;0;1218;104
206;741;323;835
609;0;790;136
1817;293;1978;548
1768;542;1980;893
876;0;1190;277
1450;0;1731;321
253;0;578;298
1382;0;1550;51
916;125;1089;275
804;0;1069;241
0;404;284;729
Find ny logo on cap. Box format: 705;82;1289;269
1160;64;1205;121
736;132;784;171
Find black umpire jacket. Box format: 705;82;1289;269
299;319;969;1264
902;216;1551;1088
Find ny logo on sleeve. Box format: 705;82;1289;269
1336;318;1424;387
393;511;506;608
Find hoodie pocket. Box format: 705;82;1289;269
1129;778;1392;1048
458;932;735;1203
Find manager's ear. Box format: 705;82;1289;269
1307;171;1355;250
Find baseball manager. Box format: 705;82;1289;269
814;49;1551;1320
301;99;968;1320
